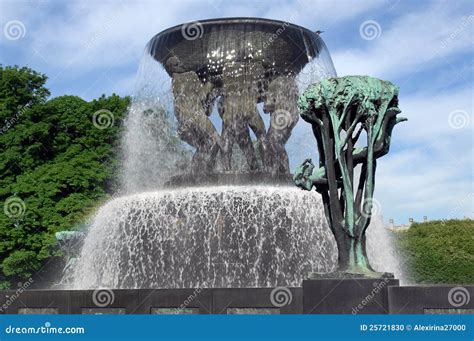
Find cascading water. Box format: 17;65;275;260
69;187;404;289
65;18;404;289
72;187;336;289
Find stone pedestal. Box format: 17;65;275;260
303;274;399;314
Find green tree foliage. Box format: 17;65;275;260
0;65;130;288
397;219;474;284
0;65;50;122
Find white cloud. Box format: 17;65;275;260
1;0;472;223
332;4;473;80
398;87;472;142
374;85;472;222
1;0;385;74
376;146;472;222
262;0;386;28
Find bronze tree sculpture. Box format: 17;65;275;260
294;76;407;277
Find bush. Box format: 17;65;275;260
397;219;474;284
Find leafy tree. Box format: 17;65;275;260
397;219;474;284
0;65;50;122
0;65;130;288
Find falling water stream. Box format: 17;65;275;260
72;187;335;289
70;186;403;288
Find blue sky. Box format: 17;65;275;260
1;0;472;224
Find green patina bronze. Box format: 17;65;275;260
294;75;407;277
55;229;86;276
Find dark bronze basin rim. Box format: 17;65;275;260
151;17;316;39
147;17;326;77
164;172;294;188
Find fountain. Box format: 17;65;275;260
2;18;470;318
65;18;338;289
63;18;402;290
120;18;336;190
